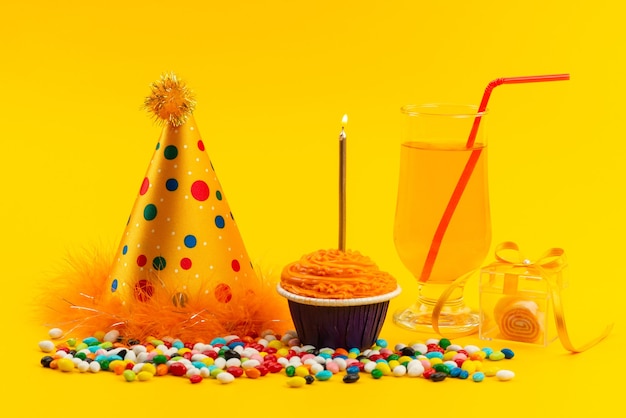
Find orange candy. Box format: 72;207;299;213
156;364;169;376
244;368;261;379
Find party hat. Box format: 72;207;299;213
39;73;291;341
107;73;255;308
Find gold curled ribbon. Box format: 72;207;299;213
432;241;613;351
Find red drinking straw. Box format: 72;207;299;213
418;74;570;283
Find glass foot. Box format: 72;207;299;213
393;301;479;336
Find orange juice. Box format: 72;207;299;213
394;141;491;283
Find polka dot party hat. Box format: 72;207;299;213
108;75;255;308
39;73;291;341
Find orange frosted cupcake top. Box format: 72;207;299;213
280;249;397;299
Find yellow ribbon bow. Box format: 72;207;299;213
433;242;613;352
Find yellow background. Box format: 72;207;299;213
1;0;623;414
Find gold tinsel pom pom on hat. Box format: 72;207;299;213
144;72;197;127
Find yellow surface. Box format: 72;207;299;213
1;0;623;415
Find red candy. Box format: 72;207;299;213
267;363;283;373
255;365;269;376
427;344;444;353
204;350;218;359
226;366;244;378
169;362;187;377
189;375;203;384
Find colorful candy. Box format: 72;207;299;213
38;331;517;386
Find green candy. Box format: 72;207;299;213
489;351;506;361
153;354;168;364
371;369;384;379
438;338;452;349
433;363;450;374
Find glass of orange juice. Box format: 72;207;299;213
392;104;491;336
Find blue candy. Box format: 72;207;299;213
346;365;360;375
82;337;99;346
425;351;444;359
315;370;333;381
472;371;485;382
210;337;227;345
501;348;515;359
449;367;462;378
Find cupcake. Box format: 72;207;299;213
277;249;401;350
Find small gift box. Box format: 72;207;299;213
479;242;568;346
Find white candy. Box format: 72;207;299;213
412;343;428;355
407;360;425;377
241;359;260;369
38;340;55;353
48;328;63;339
186;368;200;377
407;366;424;377
496;370;515;381
132;345;147;355
394;343;407;352
107;347;126;357
309;363;324;374
193;342;206;352
103;330;120;342
124;351;137;362
155;344;169;353
446;344;463;352
223;335;240;343
333;357;347;371
393;365;407;377
277;357;289;367
89;361;101;373
260;329;275;337
464;345;481;355
191;354;208;362
287;345;302;354
225;358;242;368
426;338;440;345
242;347;259;358
136;352;149;363
284;329;298;339
213;357;227;369
288;356;302;366
363;362;377;373
77;361;90;373
200;368;212;378
217;372;235;384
